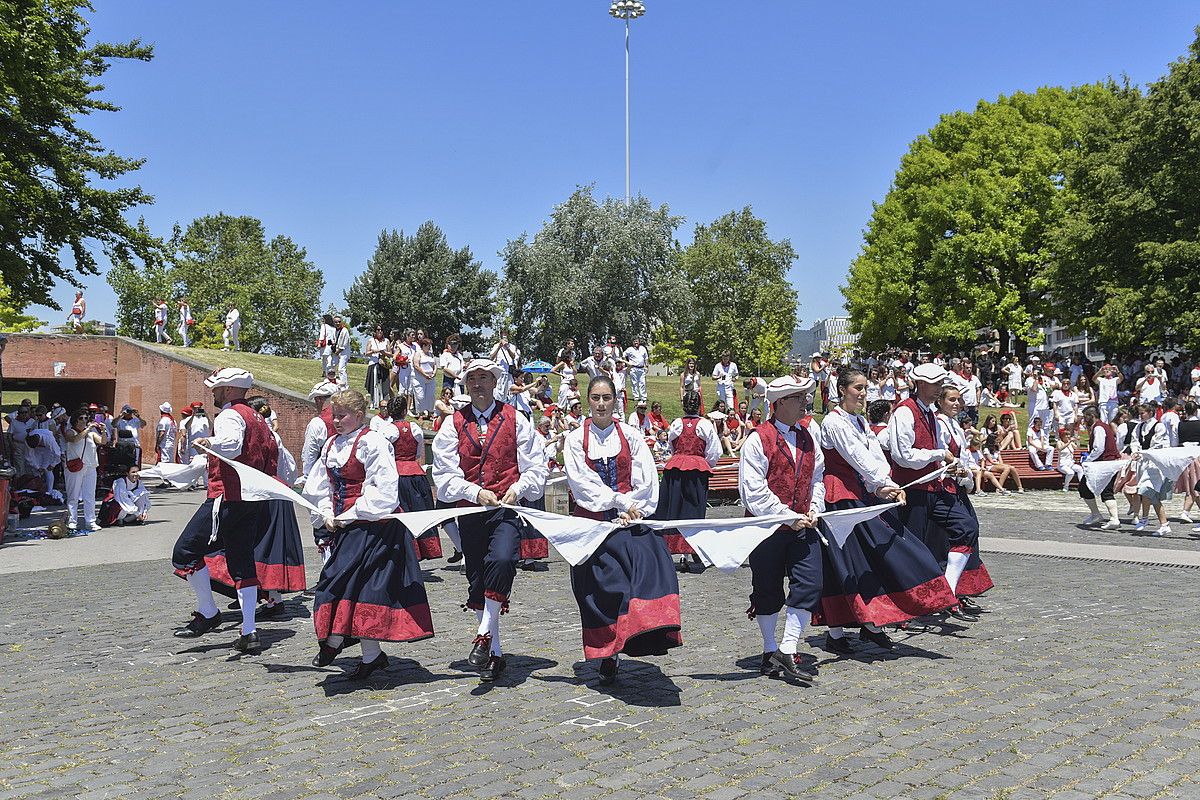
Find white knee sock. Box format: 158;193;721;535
237;587;258;635
1084;498;1100;515
757;613;779;652
360;639;382;662
485;598;503;656
945;551;970;594
186;568;219;618
1103;499;1120;522
779;608;810;655
828;626;845;639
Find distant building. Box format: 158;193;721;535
792;316;858;358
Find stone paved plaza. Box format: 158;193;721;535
1;490;1199;800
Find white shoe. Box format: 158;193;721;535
67;522;77;531
999;488;1011;495
1193;524;1200;533
1134;518;1148;532
1101;519;1122;530
88;522;101;531
1081;513;1103;527
1153;525;1171;537
1180;512;1193;524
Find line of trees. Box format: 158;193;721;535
844;28;1200;357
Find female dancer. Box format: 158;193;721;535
564;375;682;684
656;390;722;571
380;395;441;559
817;369;957;652
304;390;434;678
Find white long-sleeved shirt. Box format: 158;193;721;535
939;414;975;488
666;416;722;467
332;326;351;355
112;477;151;516
24;429;60;469
205;403;247;460
887;400;946;471
819;407;895;494
274;433;298;484
431;402;548;505
302;426;398;522
181;415;211;460
1088;424;1109;462
225;308;240;329
738;419;826;517
301;414;331;478
1161;411;1180;448
564;420;658;516
1130;418;1168;452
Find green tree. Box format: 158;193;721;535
344;223;497;353
0;279;44;332
0;0;160;308
1046;34;1200;353
109;214;324;357
648;323;697;372
678;207;798;373
843;86;1119;354
500;186;688;359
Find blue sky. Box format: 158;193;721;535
32;1;1200;338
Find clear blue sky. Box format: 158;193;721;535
33;1;1200;337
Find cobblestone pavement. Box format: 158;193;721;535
2;497;1199;799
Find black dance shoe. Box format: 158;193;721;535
768;651;817;684
760;652;780;675
256;602;284;620
350;652;389;680
958;596;983;613
824;633;854;655
946;605;979;622
598;657;619;685
447;550;464;564
233;631;260;653
227;599;241;610
174;611;222;638
311;641;345;667
468;634;492;668
480;655;507;683
859;627;894;649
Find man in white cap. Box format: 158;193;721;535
172;367;279;653
432;358;548;683
887;362;978;621
155;403;178;466
738;375;825;685
300;375;340;563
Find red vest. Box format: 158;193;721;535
207;401;279;501
664;416;712;473
1091;421;1120;461
888;398;954;494
453;402;521;502
392;421;426;476
755;420;815;513
575;421;633;521
325;428;368;515
822;412;869;503
318;405;335;437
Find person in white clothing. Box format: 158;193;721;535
177;297;193;347
1160;399;1181;447
489;330;521;404
1129;403;1172;535
1026;417;1054;470
223;304;241;351
622;336;649;403
1025;369;1054;431
1093;364;1123;423
153;298;172;344
742;376;769;416
331;316;352;388
1050;385;1077;433
1055;429;1084;491
66;290;86;332
316;314;337;374
63;410;103;530
439;335;465;394
412;338;438;416
111;464;151;525
25;427;61;494
1135;365;1166;404
364;325;392;409
711;351;739;408
578;347;610;381
155;403;178;466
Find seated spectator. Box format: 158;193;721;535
1027;416;1054;470
25;428;61;494
1055;429;1084;492
996;412;1022;450
111;464;151;525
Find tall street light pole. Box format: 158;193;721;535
609;1;646;206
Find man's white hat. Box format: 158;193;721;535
308;379;339;400
204;367;254;389
461;358;505;381
811;352;823;358
765;375;816;402
910;363;948;385
1029;355;1041;363
451;393;472;408
159;402;172;413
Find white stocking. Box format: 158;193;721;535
186;567;219;618
945;551;970;594
779;608;810;655
756;612;779;652
237;586;258;635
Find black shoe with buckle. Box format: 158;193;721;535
958;596;982;613
598;657;619;685
174;611;222;638
824;633;854;655
859;627;894;649
468;634;492;668
480;655;507;682
233;630;260;653
769;651;816;684
350;652;389;680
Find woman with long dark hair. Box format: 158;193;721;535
656;390;721;572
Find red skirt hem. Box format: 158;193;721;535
815;575;957;627
314;599;435;643
582;593;683;659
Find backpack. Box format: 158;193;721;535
97;491;121;527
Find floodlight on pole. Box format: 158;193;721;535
609;0;646;206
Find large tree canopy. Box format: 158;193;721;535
500;187;687;360
677;207;798;374
843;85;1120;353
108;214;324;357
0;0;159;308
344;222;497;353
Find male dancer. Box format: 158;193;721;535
1079;404;1123;530
739;376;825;684
300;375;339;563
171;368;278;652
432;359;547;682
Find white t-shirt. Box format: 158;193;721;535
1025;377;1049;412
1050;389;1075;422
1137;377;1165;403
623;346;648;369
1097;376;1119;403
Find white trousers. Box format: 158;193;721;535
155;323;170;344
223;326;240;350
1100;399;1118;423
178;323;190;347
321;349;334;374
628;367;647;402
336;352;350;387
716;384;734;407
1058;462;1084;488
413;378;435;414
1028;447;1053;470
65;467;98;526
